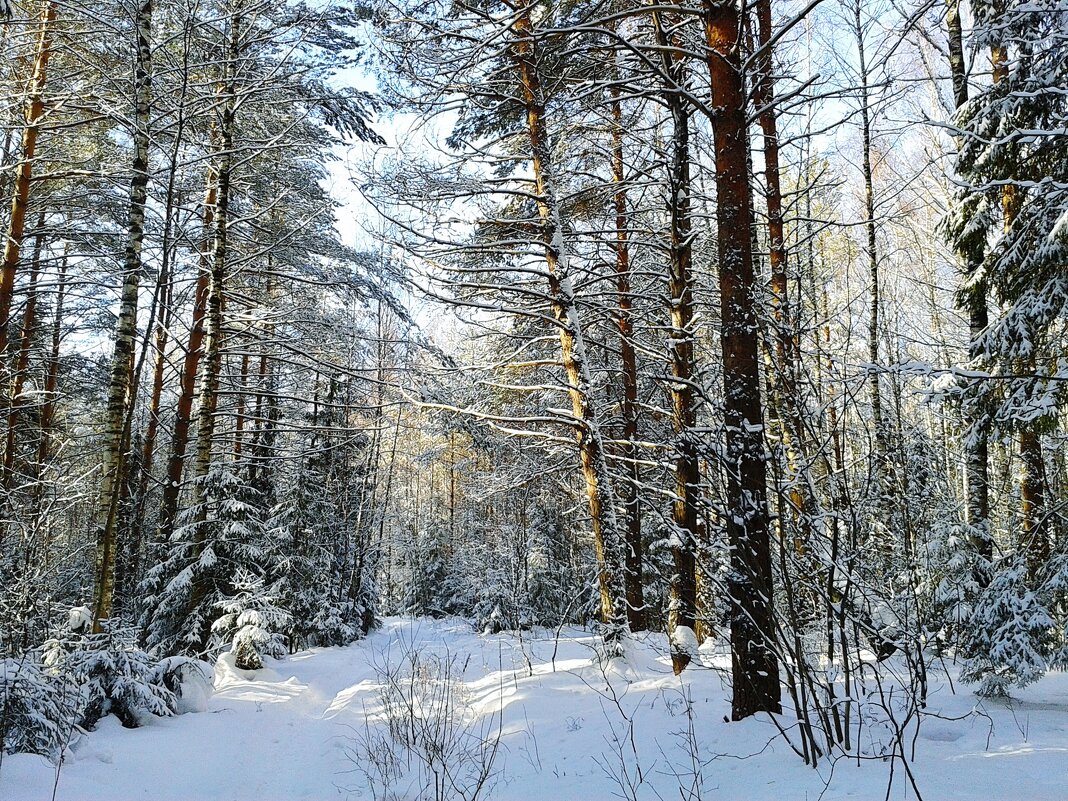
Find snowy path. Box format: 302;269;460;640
2;617;1068;800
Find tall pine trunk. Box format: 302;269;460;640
0;1;56;365
754;0;810;558
609;68;645;632
702;0;781;718
184;10;240;649
512;10;629;649
155;175;215;547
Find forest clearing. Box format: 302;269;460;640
5;617;1068;801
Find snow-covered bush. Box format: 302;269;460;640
0;568;57;659
0;608;209;758
961;558;1056;696
151;656;214;714
43;620;177;729
348;642;501;801
0;656;83;759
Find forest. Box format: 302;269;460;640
0;0;1066;797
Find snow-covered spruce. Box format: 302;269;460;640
41;613;176;730
0;655;82;759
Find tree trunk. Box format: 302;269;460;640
3;217;44;488
132;233;173;524
191;81;236;509
1021;428;1047;577
92;0;155;629
754;0;810;559
512;10;629;649
233;352;250;459
702;0;782;718
36;253;64;468
609;71;645;633
652;7;700;673
31;249;66;549
155;173;215;547
946;0;992;569
0;1;56;364
249;269;274;487
853;0;885;468
183;12;240;650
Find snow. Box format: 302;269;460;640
66;606;92;633
669;625;699;659
155;657;214;715
3;617;1068;800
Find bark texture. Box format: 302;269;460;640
609;73;645;632
92;0;155;629
512;10;629;648
0;2;56;363
703;0;781;718
652;7;700;674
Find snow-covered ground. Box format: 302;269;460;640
3;617;1067;800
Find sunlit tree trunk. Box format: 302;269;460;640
156;174;215;547
191;75;236;508
512;9;629;648
0;1;56;364
702;0;781;718
183;11;241;649
92;0;155;628
754;0;810;559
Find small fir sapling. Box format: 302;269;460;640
211;570;291;670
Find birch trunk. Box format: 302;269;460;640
92;0;155;628
191;78;236;512
852;0;885;469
